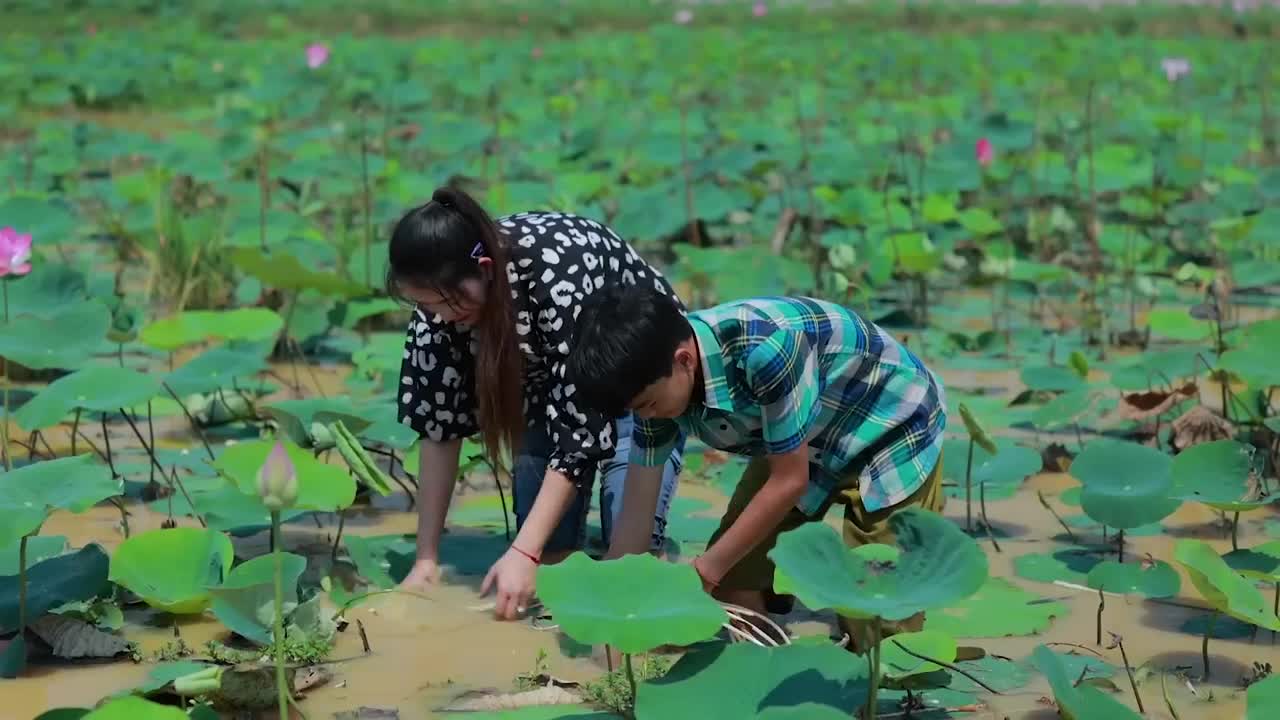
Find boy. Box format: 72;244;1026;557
565;285;947;648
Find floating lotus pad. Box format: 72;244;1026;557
14;367;162;430
0;302;111;370
1069;439;1181;530
770;508;988;622
1031;645;1141;720
536;552;727;655
1171;440;1279;512
1086;560;1181;598
1222;541;1280;583
879;630;957;680
1013;548;1102;586
636;641;868;719
925;577;1066;638
109;527;235;615
163;346;269;397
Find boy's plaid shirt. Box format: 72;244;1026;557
631;296;947;515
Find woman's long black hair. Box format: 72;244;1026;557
386;186;523;470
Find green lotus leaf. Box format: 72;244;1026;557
109;528;234;615
1248;674;1280;720
1031;645;1141;720
153;481;308;537
770;508;988;622
229;246;367;297
1219;347;1280;389
140;309;283;351
0;633;26;678
535;552;727;655
16;367;162;431
342;531;508;590
209;552;307;645
1013;548;1101;587
1085;560;1181;598
1222;541;1280;583
973;442;1042;487
213;439;355;512
0;534;66;575
635;641;869;719
1069;439;1181;530
1147;308;1212;342
0;454;120;513
262;398;375;447
0;302;110;370
164;346;269;397
1031;388;1097;431
0;487;51;548
879;630;957;680
1173;539;1280;632
1171;440;1279;512
925;577;1065;638
83;696;188;720
0;544;111;634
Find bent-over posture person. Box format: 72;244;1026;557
566;284;947;649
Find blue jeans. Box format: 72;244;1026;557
511;413;684;554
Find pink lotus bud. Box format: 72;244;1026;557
257;441;298;511
753;2;768;17
674;9;694;24
306;43;330;70
975;138;994;168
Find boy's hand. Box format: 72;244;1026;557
480;548;539;620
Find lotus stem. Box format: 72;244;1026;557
272;510;289;720
865;617;883;720
162;382;215;461
1230;512;1240;551
979;483;1000;553
331;509;346;562
17;535;28;636
623;653;638;719
964;439;974;533
1096;586;1105;646
1117;529;1124;563
1037;490;1077;544
1201;611;1217;680
71;407;81;455
887;639;1004;695
1113;635;1144;714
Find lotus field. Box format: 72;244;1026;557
3;1;1280;718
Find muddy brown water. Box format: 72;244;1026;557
3;343;1279;719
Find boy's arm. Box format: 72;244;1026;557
692;445;809;586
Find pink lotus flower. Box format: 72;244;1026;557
0;227;32;278
1161;57;1190;82
305;43;330;70
257;441;298;511
674;9;694;24
753;2;768;17
975;138;993;168
531;46;544;60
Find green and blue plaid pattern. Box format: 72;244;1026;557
631;296;947;514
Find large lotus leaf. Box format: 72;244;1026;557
0;534;66;575
1031;388;1097;431
229;246;366;297
0;454;120;512
924;577;1065;638
635;641;869;719
0;302;110;370
0;633;26;677
262;398;375;446
213;439;355;512
15;367;161;431
879;630;957;680
1223;541;1280;583
0;544;110;634
1086;560;1180;598
1218;347;1280;389
1248;674;1280;720
1173;539;1280;632
535;552;726;655
4;263;89;318
208;552;307;645
1171;440;1278;512
770;508;987;622
154;481;308;537
0;195;78;248
164;347;268;397
1069;439;1181;529
1020;365;1086;393
973;441;1042;487
83;696;187;720
0;481;49;547
1147;308;1212;342
1031;645;1141;720
1013;548;1102;587
140;309;283;351
342;531;507;588
109;527;234;615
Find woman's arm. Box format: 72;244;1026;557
401;438;463;588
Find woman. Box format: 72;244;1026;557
388;186;686;620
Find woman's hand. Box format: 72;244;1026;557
399;558;442;592
480;547;539;620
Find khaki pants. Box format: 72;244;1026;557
706;452;946;653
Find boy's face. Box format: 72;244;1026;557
625;339;699;420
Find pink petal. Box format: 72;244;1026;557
753;2;768;17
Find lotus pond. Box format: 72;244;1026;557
3;1;1280;719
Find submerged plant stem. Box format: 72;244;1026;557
1114;636;1144;714
1201;611;1218;680
272;511;289;720
979;483;1001;553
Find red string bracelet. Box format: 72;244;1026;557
511;544;541;565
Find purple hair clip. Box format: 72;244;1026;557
470;242;485;260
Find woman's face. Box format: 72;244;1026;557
401;261;491;325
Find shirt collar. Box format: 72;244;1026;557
690;314;733;411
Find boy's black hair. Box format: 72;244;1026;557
567;283;693;417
